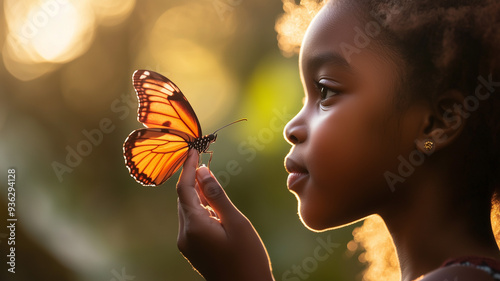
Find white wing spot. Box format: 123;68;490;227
161;82;175;94
140;71;150;79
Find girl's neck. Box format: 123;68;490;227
379;165;500;281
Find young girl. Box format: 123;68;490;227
175;0;500;280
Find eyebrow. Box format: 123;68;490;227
305;51;352;72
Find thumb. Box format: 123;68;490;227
196;166;239;221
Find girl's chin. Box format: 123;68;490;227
297;204;333;232
299;216;332;232
297;201;360;232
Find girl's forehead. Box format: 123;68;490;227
299;1;402;101
300;1;363;69
299;1;398;75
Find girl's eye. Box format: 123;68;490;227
319;85;339;100
316;79;341;105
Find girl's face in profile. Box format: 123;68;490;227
284;1;428;231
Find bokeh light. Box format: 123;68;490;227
352;215;401;281
3;0;95;80
88;0;135;26
2;0;136;81
145;3;238;128
0;0;449;280
492;199;500;249
275;0;326;57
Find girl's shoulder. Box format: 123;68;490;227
421;256;500;281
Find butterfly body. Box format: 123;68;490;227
188;134;217;153
123;70;243;187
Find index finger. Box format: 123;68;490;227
176;149;202;209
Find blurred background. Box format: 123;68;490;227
0;0;387;280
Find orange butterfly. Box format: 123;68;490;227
123;70;245;186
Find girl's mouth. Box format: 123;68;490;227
285;157;309;190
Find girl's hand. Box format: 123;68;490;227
176;150;274;281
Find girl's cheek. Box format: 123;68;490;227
306;119;339;176
307;111;372;179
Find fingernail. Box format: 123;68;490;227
196;166;210;181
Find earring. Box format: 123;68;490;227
424;140;434;151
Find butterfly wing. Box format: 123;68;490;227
124;69;202;186
123;128;196;186
132;69;202;138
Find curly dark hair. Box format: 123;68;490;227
353;0;500;234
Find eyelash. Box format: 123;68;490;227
315;81;340;101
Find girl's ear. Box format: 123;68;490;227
415;90;467;154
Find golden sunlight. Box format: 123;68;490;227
275;0;326;57
351;215;401;281
492;198;500;249
3;0;95;80
141;3;238;129
88;0;135;26
2;0;135;81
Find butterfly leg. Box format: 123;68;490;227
197;152;203;167
197;151;213;168
206;151;213;169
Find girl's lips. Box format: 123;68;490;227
287;172;308;190
285;157;309;190
284;157;308;174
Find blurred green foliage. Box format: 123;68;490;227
0;0;365;280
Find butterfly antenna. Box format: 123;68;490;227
212;118;247;134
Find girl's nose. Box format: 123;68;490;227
284;114;307;145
